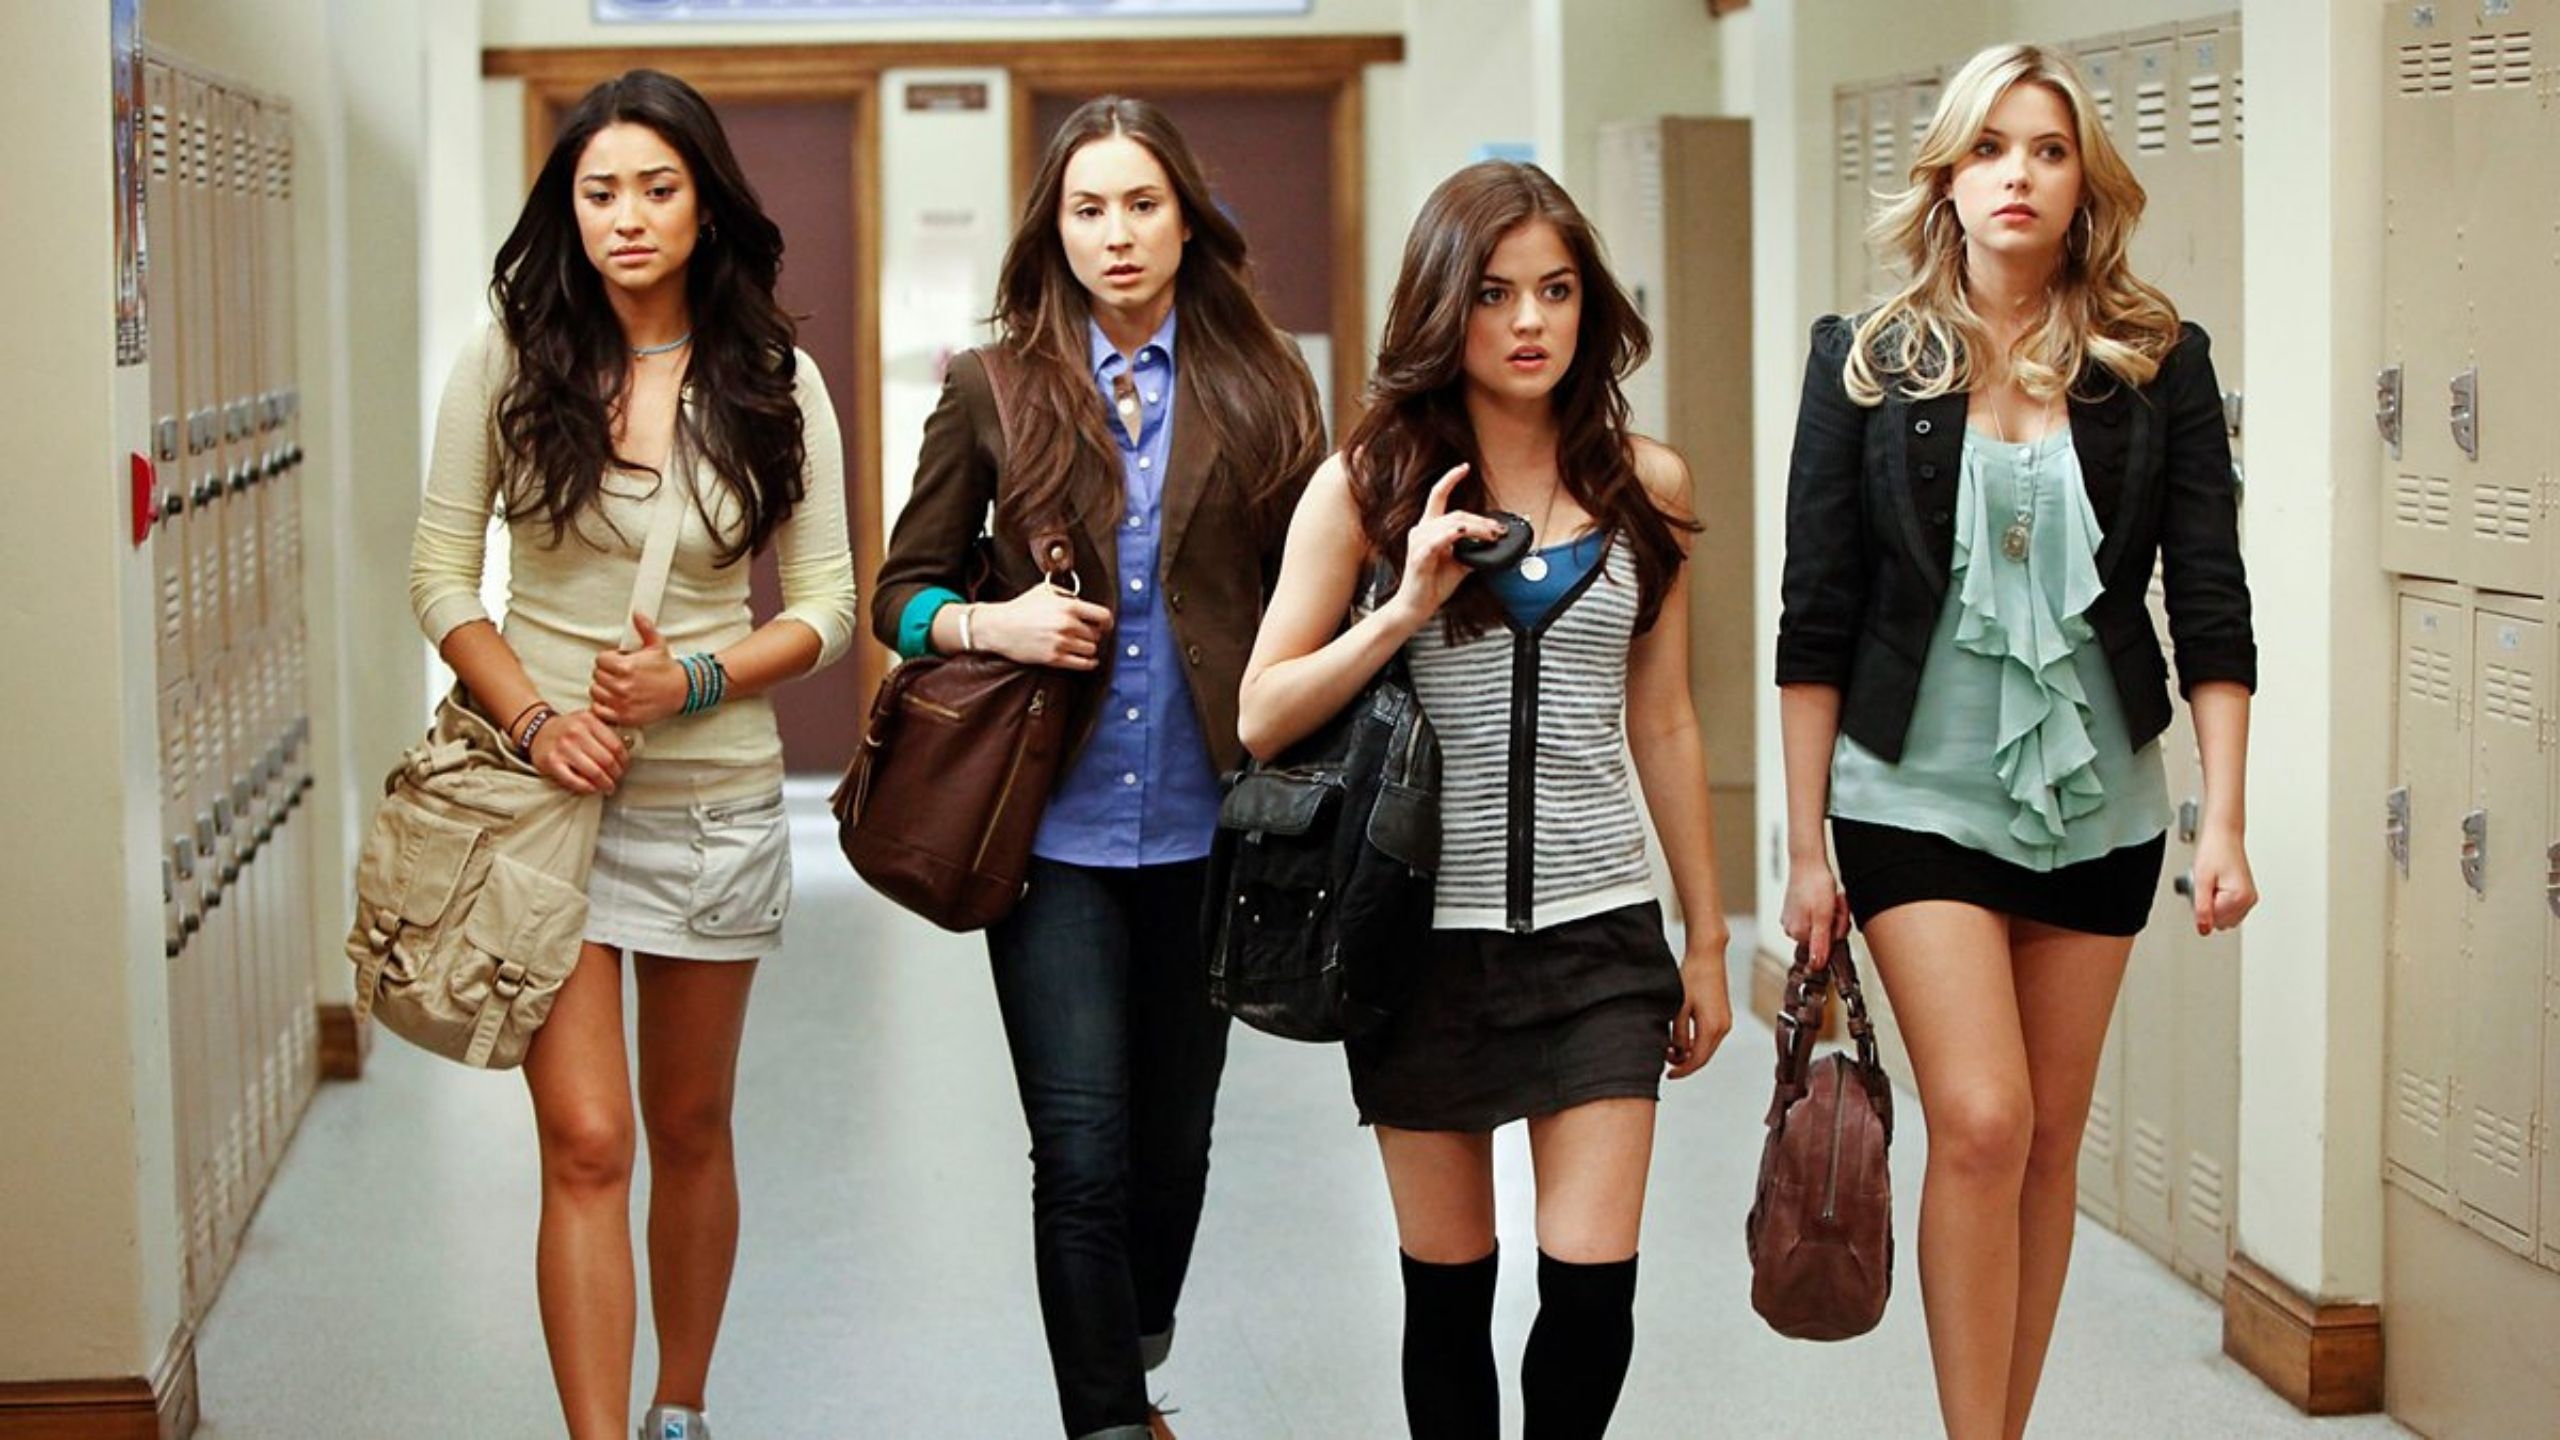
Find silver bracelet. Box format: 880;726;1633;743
955;603;976;654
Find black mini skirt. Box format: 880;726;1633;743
1831;817;2167;938
1346;901;1683;1133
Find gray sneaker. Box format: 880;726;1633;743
640;1405;712;1440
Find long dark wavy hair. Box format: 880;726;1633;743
1347;161;1693;637
489;69;804;565
989;96;1324;546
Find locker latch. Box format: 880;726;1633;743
2450;367;2480;461
2545;841;2560;918
2386;787;2411;878
2178;797;2202;844
2461;807;2488;894
2221;389;2243;438
2376;366;2403;459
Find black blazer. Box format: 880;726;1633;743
1775;314;2255;762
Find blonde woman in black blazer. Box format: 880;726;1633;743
1776;44;2256;1440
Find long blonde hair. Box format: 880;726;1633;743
1844;43;2180;407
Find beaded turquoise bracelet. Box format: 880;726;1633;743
679;653;729;715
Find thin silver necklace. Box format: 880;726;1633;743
1990;387;2055;563
632;331;693;358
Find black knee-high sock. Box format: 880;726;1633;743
1520;1250;1639;1440
1399;1248;1499;1440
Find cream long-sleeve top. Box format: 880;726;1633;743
408;326;858;773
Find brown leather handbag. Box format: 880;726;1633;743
1746;940;1897;1340
829;349;1088;931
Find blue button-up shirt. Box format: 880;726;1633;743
1031;314;1224;868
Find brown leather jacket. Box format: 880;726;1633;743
869;346;1321;776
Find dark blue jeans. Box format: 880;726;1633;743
987;857;1230;1439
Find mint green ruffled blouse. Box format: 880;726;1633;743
1829;426;2168;869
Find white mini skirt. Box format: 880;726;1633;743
585;781;792;962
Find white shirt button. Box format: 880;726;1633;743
1138;457;1152;471
1127;513;1142;528
1125;707;1141;722
1126;643;1141;658
1130;577;1146;593
1121;772;1139;786
1145;392;1159;404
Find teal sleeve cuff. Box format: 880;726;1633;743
896;587;965;659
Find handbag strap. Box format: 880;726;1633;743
1769;939;1894;1138
617;426;694;651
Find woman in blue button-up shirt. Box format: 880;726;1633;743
870;96;1325;1440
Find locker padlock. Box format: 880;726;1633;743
2544;841;2560;918
2230;458;2245;510
155;417;179;463
2177;797;2201;843
2386;787;2411;878
2449;367;2479;461
2173;872;2195;899
161;486;184;520
2221;389;2243;437
229;462;251;495
193;474;218;507
2376;366;2403;459
2461;808;2488;895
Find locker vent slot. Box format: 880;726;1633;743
2469;32;2534;88
2470;1108;2527;1176
2232;72;2245;144
2093;87;2116;127
2398;1070;2447;1136
2131;1121;2170;1198
1838;121;1861;183
2135;82;2169;154
1870;119;1895;180
2187;73;2224;149
2472;482;2535;543
2085;1095;2116;1161
2185;1153;2227;1235
160;573;184;650
1909;89;1936;155
2482;662;2533;726
2399;41;2457;95
149;105;168;178
2406;643;2456;706
2394;472;2454;530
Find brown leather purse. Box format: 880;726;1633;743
828;348;1089;931
1746;940;1897;1340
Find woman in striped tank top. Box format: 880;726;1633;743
1239;161;1734;1439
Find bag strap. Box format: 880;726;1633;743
617;431;693;651
1769;939;1895;1139
974;344;1081;591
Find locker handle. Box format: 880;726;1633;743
2177;797;2202;844
2546;841;2560;919
2173;871;2195;898
2461;808;2488;895
2386;787;2411;878
2375;366;2403;459
2450;367;2480;462
162;487;185;520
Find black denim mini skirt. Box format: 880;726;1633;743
1346;901;1683;1133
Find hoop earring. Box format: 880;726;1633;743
1928;195;1958;243
700;219;719;242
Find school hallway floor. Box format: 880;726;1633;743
192;783;2413;1439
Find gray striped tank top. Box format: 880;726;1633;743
1404;535;1654;932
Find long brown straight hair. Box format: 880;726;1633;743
989;96;1324;547
1347;160;1693;637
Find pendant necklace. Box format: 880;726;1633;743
1991;386;2054;564
1516;482;1564;583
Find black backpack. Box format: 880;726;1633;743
1201;656;1440;1042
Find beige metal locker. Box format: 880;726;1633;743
1833;87;1868;313
2447;4;2555;599
2545;955;2559;1271
2455;602;2544;1251
2380;2;2464;582
2074;34;2127;154
2390;585;2468;1205
2078;1013;2126;1227
1863;77;1904;304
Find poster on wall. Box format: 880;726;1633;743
597;0;1308;19
112;0;145;366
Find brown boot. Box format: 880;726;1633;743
1145;1408;1178;1440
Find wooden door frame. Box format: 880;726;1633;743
486;35;1401;700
